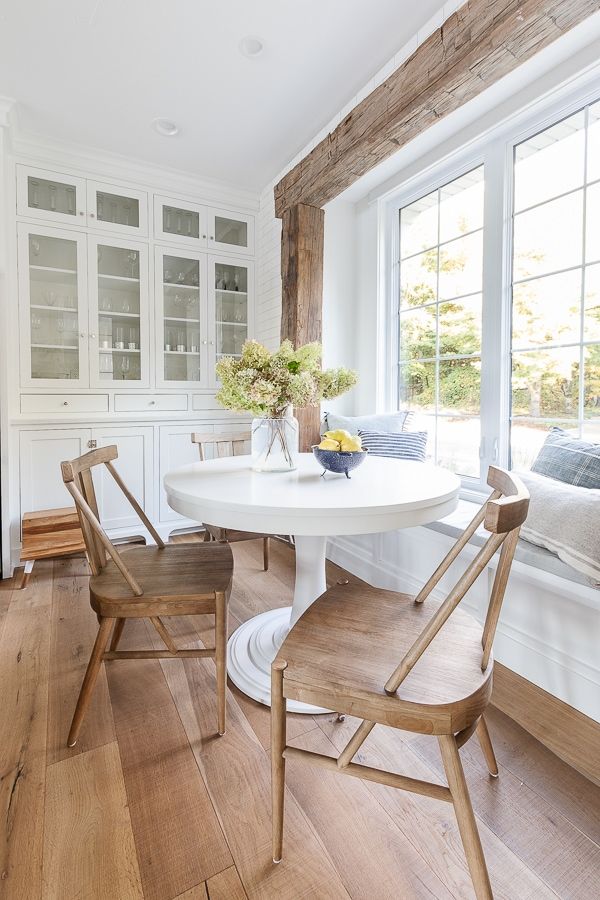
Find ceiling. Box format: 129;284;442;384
0;0;444;191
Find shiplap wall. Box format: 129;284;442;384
255;0;459;347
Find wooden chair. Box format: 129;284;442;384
192;431;271;570
271;466;529;900
61;445;233;747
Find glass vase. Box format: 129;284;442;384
251;414;299;472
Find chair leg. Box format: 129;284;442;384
215;591;228;736
203;528;212;541
110;618;126;652
67;616;115;748
438;734;493;900
476;716;498;777
271;660;287;863
263;537;270;571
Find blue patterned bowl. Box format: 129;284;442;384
312;445;368;479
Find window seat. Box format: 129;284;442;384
427;499;596;590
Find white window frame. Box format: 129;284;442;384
382;74;600;498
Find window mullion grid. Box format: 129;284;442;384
579;106;589;438
434;189;441;465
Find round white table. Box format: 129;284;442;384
164;453;460;713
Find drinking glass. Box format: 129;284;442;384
126;251;138;277
120;357;130;379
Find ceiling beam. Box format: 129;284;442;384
274;0;600;217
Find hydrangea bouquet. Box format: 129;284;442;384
216;339;357;471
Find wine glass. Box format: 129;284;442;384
164;268;172;283
126;251;138;278
122;298;131;314
49;183;57;212
30;238;41;257
30;180;40;208
177;271;186;283
120;356;130;379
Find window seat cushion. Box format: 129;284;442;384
426;499;595;589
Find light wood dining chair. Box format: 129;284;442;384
61;445;233;747
192;431;271;570
271;466;529;900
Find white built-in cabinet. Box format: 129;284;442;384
8;160;256;570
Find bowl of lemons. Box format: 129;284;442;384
312;430;368;478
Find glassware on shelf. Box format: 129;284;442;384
124;204;131;226
165;328;173;352
177;272;186;283
176;330;185;352
101;295;112;312
67;187;75;215
31;312;41;331
114;327;125;350
30;181;40;208
49;183;57;211
122;298;131;313
234;273;240;291
126;251;138;277
47;291;57;307
99;319;112;349
128;328;137;350
120;356;130;379
191;271;199;286
30;238;40;257
164;269;172;283
98;195;104;219
110;201;118;223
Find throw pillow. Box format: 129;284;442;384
531;427;600;489
358;429;427;461
324;411;413;434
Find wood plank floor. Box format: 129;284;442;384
1;538;599;899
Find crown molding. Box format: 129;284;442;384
0;97;17;129
8;119;260;212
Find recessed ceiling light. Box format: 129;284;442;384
239;36;264;58
152;118;179;137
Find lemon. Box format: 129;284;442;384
324;429;352;443
318;438;341;450
340;436;362;452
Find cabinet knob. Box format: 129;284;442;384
209;340;214;345
202;234;207;239
149;400;156;406
80;332;86;338
90;212;96;218
87;439;97;449
78;211;84;217
209;236;214;240
90;333;96;339
202;340;208;345
62;401;69;406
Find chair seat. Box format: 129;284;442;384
90;542;233;618
276;583;493;735
204;523;270;542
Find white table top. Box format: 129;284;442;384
164;453;460;536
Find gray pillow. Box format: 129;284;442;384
517;470;600;584
358;429;427;461
324;411;412;434
531;427;600;489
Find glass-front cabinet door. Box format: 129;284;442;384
155;248;208;387
207;208;254;255
17;165;87;226
18;224;89;387
88;236;149;387
154;196;207;249
87;181;148;237
208;255;253;388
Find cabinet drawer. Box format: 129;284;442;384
21;394;109;414
191;394;221;411
114;393;188;412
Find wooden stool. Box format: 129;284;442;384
19;507;87;587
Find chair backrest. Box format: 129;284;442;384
191;431;252;461
385;466;529;695
60;445;165;596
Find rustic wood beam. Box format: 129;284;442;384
280;203;325;450
274;0;600;216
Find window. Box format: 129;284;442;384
389;87;600;491
510;103;600;467
398;167;484;477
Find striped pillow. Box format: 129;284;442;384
358;429;427;461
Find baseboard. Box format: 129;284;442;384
492;663;600;786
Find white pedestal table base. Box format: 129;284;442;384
227;535;330;713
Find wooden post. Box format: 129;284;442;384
280;203;325;450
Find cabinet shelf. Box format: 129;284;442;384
98;310;140;319
164;316;200;323
216;320;247;326
30;265;77;275
164;350;200;356
99;347;140;354
31;343;78;350
215;289;247;295
163;282;199;291
98;273;139;284
31;304;78;313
